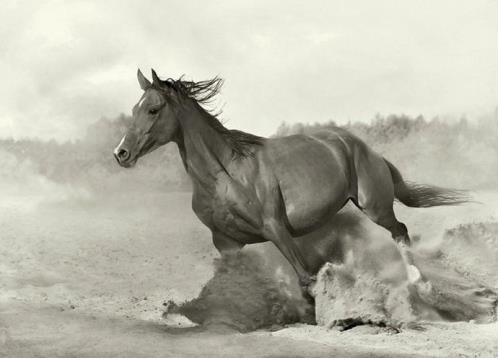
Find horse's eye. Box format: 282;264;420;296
149;108;159;115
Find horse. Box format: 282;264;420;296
114;69;469;295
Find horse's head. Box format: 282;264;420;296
114;69;180;168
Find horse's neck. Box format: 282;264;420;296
175;106;232;188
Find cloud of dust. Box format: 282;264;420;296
165;210;498;331
312;214;498;329
165;250;314;332
0;149;91;210
414;222;498;322
309;212;423;329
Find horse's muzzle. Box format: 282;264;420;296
113;147;135;168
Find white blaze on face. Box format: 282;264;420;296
114;134;127;156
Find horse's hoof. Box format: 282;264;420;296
397;238;411;247
328;318;364;331
407;264;422;284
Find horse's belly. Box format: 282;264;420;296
284;185;349;234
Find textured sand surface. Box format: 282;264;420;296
1;190;498;357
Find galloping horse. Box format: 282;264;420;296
114;69;468;293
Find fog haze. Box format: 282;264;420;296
1;0;497;139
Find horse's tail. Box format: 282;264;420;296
384;159;471;208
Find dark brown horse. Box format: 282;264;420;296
114;69;468;293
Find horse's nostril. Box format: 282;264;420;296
117;148;130;160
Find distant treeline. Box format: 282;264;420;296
275;113;498;189
1;111;497;193
0;114;189;193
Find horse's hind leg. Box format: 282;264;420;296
354;181;426;283
361;204;411;246
353;150;411;245
353;153;424;282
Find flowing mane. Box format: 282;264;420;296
157;75;265;157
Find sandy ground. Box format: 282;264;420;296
1;302;426;358
1;188;497;357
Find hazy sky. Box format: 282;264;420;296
1;0;497;140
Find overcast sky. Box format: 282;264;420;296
1;0;497;140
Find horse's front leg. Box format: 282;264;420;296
262;218;315;297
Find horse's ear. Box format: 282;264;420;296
137;69;152;90
151;68;162;86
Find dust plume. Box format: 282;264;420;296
165;250;314;332
165;210;498;331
